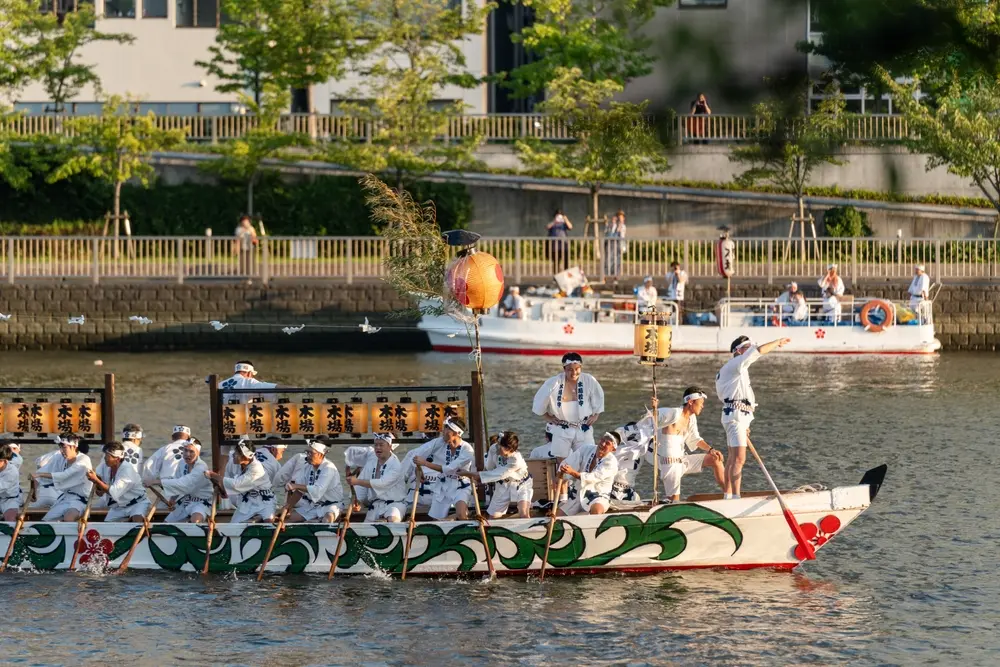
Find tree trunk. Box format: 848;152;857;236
247;174;256;217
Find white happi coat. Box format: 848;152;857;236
142;441;188;484
346;447;408;521
95;460;150;521
161;459;214;521
223;457;275;523
273;453;305;489
481;444;532;514
417;439;476;520
0;460;22;513
291;458;343;516
220;373;276;403
121;440;144;467
531;372;605;459
42;454;95;520
561;444;618;513
636;285;658;310
32;449;63;508
254;448;282;486
818;273;845;296
404;438;447;508
908;272;931;310
610;423;646;502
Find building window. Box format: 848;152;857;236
678;0;727;7
809;0;821;32
176;0;217;27
144;0;167;18
104;0;135;17
41;0;93;11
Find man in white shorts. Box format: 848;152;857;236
557;431;619;516
346;433;408;523
715;335;790;499
157;440;213;523
529;352;605;463
284;438;343;524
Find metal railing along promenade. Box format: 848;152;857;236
1;112;911;146
0;236;996;285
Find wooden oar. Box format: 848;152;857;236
469;482;496;579
256;493;300;582
746;439;815;561
68;487;98;572
540;478;566;581
1;479;37;573
116;495;160;573
401;467;423;580
201;490;219;576
328;468;358;580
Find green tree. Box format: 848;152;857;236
886;73;1000;237
0;0;35;102
328;0;492;189
730;88;849;226
515;67;668;229
197;0;357;110
49;95;186;243
507;0;674;99
201;87;310;216
24;5;134;113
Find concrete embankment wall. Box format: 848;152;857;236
0;281;996;352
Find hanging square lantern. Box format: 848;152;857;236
344;398;369;435
419;396;444;433
3;399;54;435
246;400;272;437
633;313;672;366
393;397;420;435
222;402;248;437
271;399;298;436
373;396;394;433
297;400;318;436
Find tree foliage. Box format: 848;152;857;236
730;88;849;215
328;0;491;188
507;0;674;99
0;0;35;103
515;67;668;220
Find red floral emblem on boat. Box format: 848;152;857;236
76;529;114;565
563;324;574;335
795;514;841;560
815;328;826;339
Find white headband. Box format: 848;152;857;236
444;419;464;436
234;362;256;375
307;440;328;455
374;433;398;450
266;442;288;450
683;392;708;404
185;440;202;450
122;430;142;440
104;444;125;458
54;434;79;447
602;432;621;447
236;439;254;459
173;425;191;436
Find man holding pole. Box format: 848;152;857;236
529;352;605;463
87;442;151;523
715;336;790;499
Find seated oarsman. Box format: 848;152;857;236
557;431;619;517
609;423;646;505
529;353;605;465
272;444;306;503
412;418;475;521
34;435;94;522
645;388;725;501
8;441;23;470
30;440;63;509
459;430;532;519
256;438;287;485
142;426;191;507
121;423;145;466
219;360;278;403
284;438;343;524
401;447;434;513
87;442;151;523
205;439;275;523
154;440;213;523
0;442;22;521
346;433;408;523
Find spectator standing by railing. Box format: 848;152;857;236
689;93;712;143
234;215;258;285
547;209;572;274
604;210;626;280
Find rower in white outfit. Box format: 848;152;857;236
558;431;619;516
346;433;408;523
272;447;306;501
0;442;22;521
636;277;658;311
715;335;790;500
412;417;476;520
255;438;287;485
30;442;63;509
459;431;532;519
219;360;278;403
8;442;23;470
609;423;646;504
120;423;145;466
529;352;605;462
88;442;151;523
206;439;275;523
34;435;94;522
284;438;343;523
142;425;191;507
908;264;931;317
156;440;213;523
645;388;725;501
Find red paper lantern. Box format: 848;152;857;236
447;251;505;311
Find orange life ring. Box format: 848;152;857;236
860;300;895;332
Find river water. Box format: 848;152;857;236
1;350;998;666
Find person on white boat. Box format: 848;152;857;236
156;440;213;523
272;447;306;503
121;423;145;467
666;262;688;302
142;426;192;505
206;439;275;523
818;263;845;296
715;336;790;500
35;435;94;522
529;352;605;463
775;282;799;317
8;441;23;471
822;287;842;323
459;430;532;519
347;433;408;523
30;442;63;509
908;264;931;317
412;418;476;520
219;360;277;403
790;292;808;324
87;442;151;523
636;277;658;311
646;388;725;501
0;442;22;521
557;431;619;516
285;438;343;523
255;438;287;485
501;286;527;319
609;423;646;504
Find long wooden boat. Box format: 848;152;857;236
0;465;885;575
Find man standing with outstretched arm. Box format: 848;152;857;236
529;352;605;464
715;336;790;500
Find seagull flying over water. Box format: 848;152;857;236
209;321;228;331
282;325;305;335
359;318;381;334
129;316;153;325
68;315;85;325
0;313;10;321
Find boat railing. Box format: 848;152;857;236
718;296;934;328
533;296;680;326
